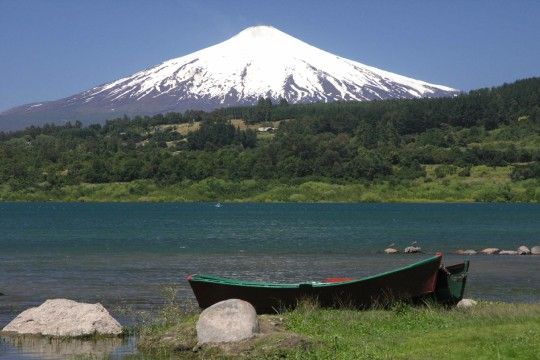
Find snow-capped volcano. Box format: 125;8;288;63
0;25;459;131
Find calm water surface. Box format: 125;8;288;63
0;202;539;359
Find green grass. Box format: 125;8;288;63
283;301;540;360
0;165;538;203
131;301;540;359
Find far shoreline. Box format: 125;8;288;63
0;174;538;204
0;199;538;204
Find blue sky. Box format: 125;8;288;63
0;0;539;111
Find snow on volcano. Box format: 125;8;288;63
85;25;457;104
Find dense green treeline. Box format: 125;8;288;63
0;77;538;202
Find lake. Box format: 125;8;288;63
0;202;539;359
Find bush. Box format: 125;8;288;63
458;166;471;177
510;162;540;181
434;165;457;178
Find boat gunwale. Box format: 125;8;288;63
188;254;442;289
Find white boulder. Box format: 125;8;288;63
499;250;518;255
456;249;477;255
196;299;259;344
384;248;399;254
531;246;540;255
517;246;530;255
480;248;500;255
1;299;122;337
456;298;478;309
404;246;422;253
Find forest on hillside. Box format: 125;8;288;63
0;77;539;202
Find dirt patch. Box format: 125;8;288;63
153;119;286;136
138;315;314;359
137;320;197;353
199;332;313;359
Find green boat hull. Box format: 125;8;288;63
188;255;458;313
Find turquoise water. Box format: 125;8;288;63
1;202;539;254
0;202;539;359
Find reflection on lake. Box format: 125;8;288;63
0;335;135;360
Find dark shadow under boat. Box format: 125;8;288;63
188;254;469;313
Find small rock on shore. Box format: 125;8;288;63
456;299;477;308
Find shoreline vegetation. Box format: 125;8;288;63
131;298;540;359
0;78;538;203
6;299;539;359
1;164;537;202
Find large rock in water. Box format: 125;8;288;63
1;299;122;337
196;299;259;344
531;246;540;255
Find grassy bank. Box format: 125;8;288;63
1;165;538;203
133;301;540;359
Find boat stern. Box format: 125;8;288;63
435;260;470;305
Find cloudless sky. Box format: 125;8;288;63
0;0;539;111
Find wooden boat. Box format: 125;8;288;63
188;254;469;313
